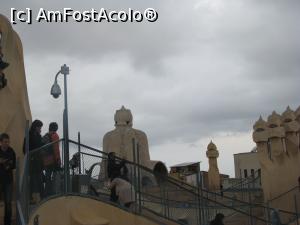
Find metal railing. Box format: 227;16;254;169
168;174;300;225
15;138;300;225
68;139;272;225
223;170;262;192
16;139;65;224
267;186;300;225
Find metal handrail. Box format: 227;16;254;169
76;138;300;222
169;174;300;219
68;139;158;175
223;170;261;191
18;139;184;225
70;140;272;224
268;186;300;202
166;177;270;223
18;139;299;225
73;140;256;207
16;201;26;225
74;140;300;225
25;138;64;154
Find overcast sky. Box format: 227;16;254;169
1;0;299;176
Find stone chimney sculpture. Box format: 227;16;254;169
206;141;220;191
281;106;300;155
267;111;285;163
253;115;273;200
253;106;300;212
103;106;150;165
253;116;269;161
102;106;167;178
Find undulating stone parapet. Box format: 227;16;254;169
0;14;32;159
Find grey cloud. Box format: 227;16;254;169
2;0;192;74
1;0;299;174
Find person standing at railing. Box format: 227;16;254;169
41;122;61;197
0;133;16;225
24;119;44;204
107;152;126;202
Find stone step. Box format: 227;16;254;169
70;209;110;225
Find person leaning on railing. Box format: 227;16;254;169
107;152;126;202
0;133;16;225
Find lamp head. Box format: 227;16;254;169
51;81;61;98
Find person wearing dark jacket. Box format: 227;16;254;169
25;119;44;203
210;213;225;225
0;133;16;225
107;152;126;202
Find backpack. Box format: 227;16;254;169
41;133;55;167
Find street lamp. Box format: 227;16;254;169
196;161;203;225
50;64;70;193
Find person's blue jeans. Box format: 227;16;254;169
44;167;55;196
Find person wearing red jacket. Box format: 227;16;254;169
42;122;61;196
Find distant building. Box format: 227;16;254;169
222;177;243;189
169;162;199;186
170;162;199;174
169;162;229;189
234;148;261;179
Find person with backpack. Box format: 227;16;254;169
42;122;61;196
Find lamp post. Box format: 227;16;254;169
50;64;70;193
196;161;204;225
